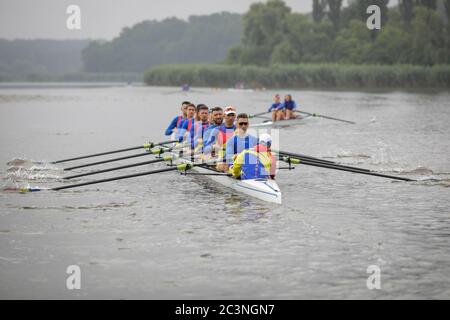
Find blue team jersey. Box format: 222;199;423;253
282;100;297;110
225;134;258;164
165;115;184;136
268;102;283;112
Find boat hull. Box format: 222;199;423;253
191;165;282;204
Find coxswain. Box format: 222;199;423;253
230;133;276;180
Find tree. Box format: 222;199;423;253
444;0;450;21
415;0;437;9
313;0;327;23
399;0;414;24
242;0;291;48
327;0;343;29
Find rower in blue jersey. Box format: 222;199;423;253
218;113;258;172
231;134;277;180
203;106;237;155
189;104;210;149
176;103;196;142
268;94;284;122
165;101;190;136
194;106;223;151
282;94;298;120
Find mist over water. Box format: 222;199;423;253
0;84;449;299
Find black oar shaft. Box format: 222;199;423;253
64;157;171;179
286;157;414;182
52;140;175;164
53;164;190;191
63;152;154;171
53;146;144;164
275;150;336;165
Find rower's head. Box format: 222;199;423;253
285;94;292;102
236;113;249;134
210;107;224;126
181;101;191;117
224;106;237;126
186;103;196;118
274;94;281;103
196;104;209;122
259;133;272;148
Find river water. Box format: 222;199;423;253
0;84;449;299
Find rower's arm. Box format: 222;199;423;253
164;116;178;136
231;152;245;178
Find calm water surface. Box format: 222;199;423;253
0;84;449;299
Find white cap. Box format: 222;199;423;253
259;134;272;146
224;106;236;115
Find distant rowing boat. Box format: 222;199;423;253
252;117;306;128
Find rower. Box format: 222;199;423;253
230;133;276;180
203;106;237;156
198;107;223;153
190;104;210;150
268;94;284;122
164;101;190;136
176;103;196;142
217;113;258;172
282;94;297;120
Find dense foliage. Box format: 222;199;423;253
226;0;450;66
82;12;242;72
144;63;450;88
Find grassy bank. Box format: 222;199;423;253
144;64;450;89
0;72;143;83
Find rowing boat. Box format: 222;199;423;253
252;117;306;128
167;147;282;204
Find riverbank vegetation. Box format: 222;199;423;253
145;0;450;89
144;63;450;89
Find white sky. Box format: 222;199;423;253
0;0;327;40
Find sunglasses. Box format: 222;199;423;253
238;122;249;126
226;113;236;117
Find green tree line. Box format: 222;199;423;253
82;12;242;73
226;0;450;66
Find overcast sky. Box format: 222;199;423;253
0;0;332;40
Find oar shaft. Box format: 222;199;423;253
53;146;144;164
64;156;174;179
275;150;336;165
53;164;192;191
63;152;153;170
285;157;414;182
297;111;356;124
250;111;270;118
52;140;176;164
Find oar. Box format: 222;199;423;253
52;140;176;164
296;110;356;124
249;111;270;119
64;155;177;180
63;147;168;171
281;156;414;182
274;150;337;165
20;163;195;192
